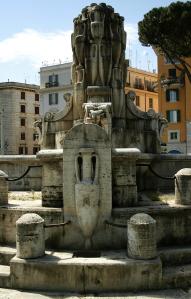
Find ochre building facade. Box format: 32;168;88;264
125;67;158;112
158;55;191;153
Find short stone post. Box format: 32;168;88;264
127;213;157;260
0;170;8;205
175;168;191;205
16;213;45;259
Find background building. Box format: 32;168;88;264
158;55;191;153
39;63;72;116
39;63;158;116
0;82;40;155
125;67;158;112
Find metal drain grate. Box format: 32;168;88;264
73;251;101;258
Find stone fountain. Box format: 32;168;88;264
1;2;191;294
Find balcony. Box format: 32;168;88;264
45;81;59;88
160;74;185;88
133;83;144;90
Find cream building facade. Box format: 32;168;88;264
39;63;72;116
0;82;40;155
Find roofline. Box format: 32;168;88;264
0;82;39;91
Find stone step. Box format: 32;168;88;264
163;264;191;289
159;246;191;266
0;245;16;265
0;265;10;288
10;251;162;292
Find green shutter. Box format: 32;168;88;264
55;93;58;104
176;89;179;101
166;90;170;101
177;110;180;122
49;75;52;83
166;111;170;121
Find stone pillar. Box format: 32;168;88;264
37;149;63;208
112;148;140;207
127;213;157;260
0;170;8;205
16;213;45;259
175;168;191;205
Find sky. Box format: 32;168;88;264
0;0;179;85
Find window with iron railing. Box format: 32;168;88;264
134;77;144;90
45;74;59;87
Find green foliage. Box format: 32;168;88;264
138;1;191;61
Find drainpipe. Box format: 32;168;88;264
0;109;4;154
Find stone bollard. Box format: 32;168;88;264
175;168;191;205
16;213;45;259
0;170;8;205
127;213;157;260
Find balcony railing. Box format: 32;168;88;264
160;74;185;88
133;83;144;90
45;81;59;88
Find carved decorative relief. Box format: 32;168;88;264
72;3;127;115
75;148;100;249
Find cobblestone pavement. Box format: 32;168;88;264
0;288;190;299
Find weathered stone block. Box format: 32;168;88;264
42;186;63;207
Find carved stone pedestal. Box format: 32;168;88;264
0;170;8;205
37;149;63;207
112;148;140;207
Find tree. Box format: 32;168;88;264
138;1;191;82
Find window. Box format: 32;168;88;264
35;94;39;101
166;110;181;123
20;105;25;113
33;133;39;141
166;89;179;102
164;56;180;64
20;118;25;126
35;106;39;114
21;132;25;140
19;147;24;155
168;130;180;142
49;93;58;105
134;78;144;89
18;146;28;155
135;95;140;106
149;98;153;109
49;74;58;84
168;68;176;78
33;146;40;154
21;91;25;99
